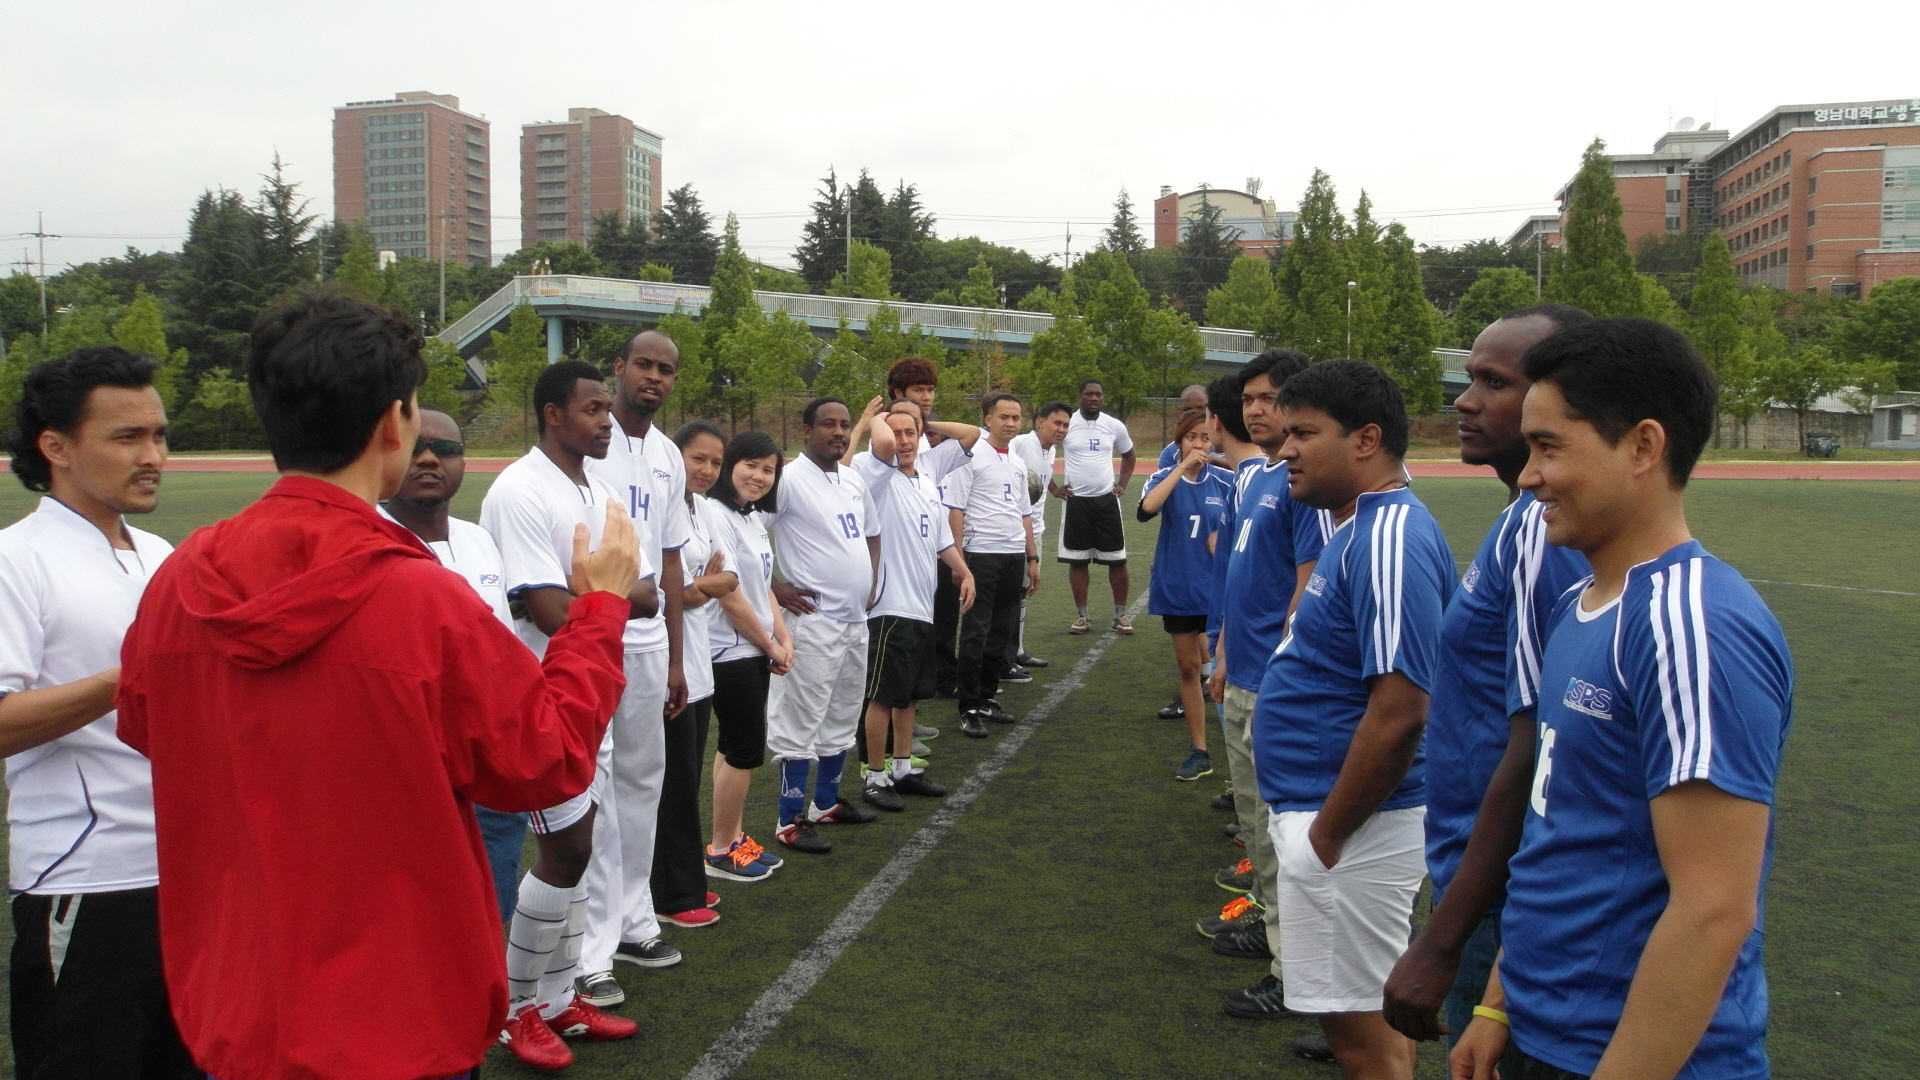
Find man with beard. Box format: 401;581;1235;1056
1058;379;1136;634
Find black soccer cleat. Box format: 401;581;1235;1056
1014;652;1049;668
894;772;948;797
1291;1032;1335;1062
997;665;1033;684
1211;789;1235;812
1158;698;1185;719
1211;924;1273;960
979;699;1017;724
813;799;878;824
1223;974;1294;1019
861;783;905;812
960;711;990;738
776;819;832;854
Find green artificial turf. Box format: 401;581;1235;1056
0;474;1912;1078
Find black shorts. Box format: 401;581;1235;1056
710;655;771;770
1162;614;1207;635
1058;493;1127;564
865;615;935;709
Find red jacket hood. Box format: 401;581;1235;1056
176;476;436;670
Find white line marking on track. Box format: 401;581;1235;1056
680;596;1151;1080
1747;578;1920;598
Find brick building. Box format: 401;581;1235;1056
520;109;663;248
332;91;491;266
1550;122;1730;255
1152;183;1293;257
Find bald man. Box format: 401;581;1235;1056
1156;385;1210;470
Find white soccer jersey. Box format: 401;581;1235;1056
379;508;514;631
709;501;777;663
767;454;879;625
1061;410;1133;497
0;498;173;894
481;447;654;658
946;436;1033;555
586;423;690;654
1007;430;1056;540
679;494;736;701
853;451;955;623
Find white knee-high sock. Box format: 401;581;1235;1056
506;874;571;1010
536;884;590;1017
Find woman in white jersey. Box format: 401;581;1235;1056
702;432;794;883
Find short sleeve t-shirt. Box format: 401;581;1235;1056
0;498;174;894
378;508;515;631
1500;542;1791;1079
1252;488;1454;810
945;436;1032;555
1157;441;1180;469
585;424;690;654
1061;411;1133;497
678;495;736;701
1423;491;1588;905
1140;464;1234;617
481;447;655;657
767;455;878;625
1220;458;1333;691
709;502;776;663
1006;431;1056;540
853;451;955;624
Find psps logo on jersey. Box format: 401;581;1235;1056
1205;496;1224;507
479;573;502;587
1561;677;1614;720
1461;563;1482;594
1305;572;1327;597
1259;494;1280;509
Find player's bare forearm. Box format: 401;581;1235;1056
521;585;576;638
866;535;882;609
1590;782;1768;1080
1138;468;1182;518
0;671;118;757
1386;713;1536;1039
926;421;979;449
627;577;660;621
1114;449;1137;494
662;549;685;667
1310;670;1427;866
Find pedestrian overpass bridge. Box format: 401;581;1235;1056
438;274;1468;394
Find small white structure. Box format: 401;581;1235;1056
1869;392;1920;450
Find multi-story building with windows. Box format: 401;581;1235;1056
1550;122;1730;255
1152;183;1293;258
333;91;491;267
519;109;663;247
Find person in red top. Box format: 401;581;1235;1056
116;292;641;1080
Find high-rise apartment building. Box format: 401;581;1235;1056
519;109;663;248
333;91;491;266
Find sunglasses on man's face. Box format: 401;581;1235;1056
413;438;465;458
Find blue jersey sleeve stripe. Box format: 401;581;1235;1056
1686;558;1715;781
1368;503;1409;674
1509;502;1547;709
1649;558;1715;788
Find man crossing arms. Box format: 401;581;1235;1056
1057;378;1135;634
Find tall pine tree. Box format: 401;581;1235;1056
1101;188;1146;259
589;210;652;279
1173;191;1242;322
1686;230;1749;378
1547;139;1650;318
1378;223;1442;414
1346;192;1389;360
653;185;720;285
1275;169;1351;359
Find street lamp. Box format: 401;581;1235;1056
1346;280;1357;357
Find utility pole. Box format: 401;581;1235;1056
1536;231;1545;297
846;194;853;280
438;208;449;328
1346;280;1356;357
1064;224;1073;272
29;213;59;337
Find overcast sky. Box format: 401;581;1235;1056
3;0;1910;278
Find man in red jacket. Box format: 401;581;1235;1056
117;292;640;1080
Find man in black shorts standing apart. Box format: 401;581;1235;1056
1057;378;1136;634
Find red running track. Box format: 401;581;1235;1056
143;456;1920;481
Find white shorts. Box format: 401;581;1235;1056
1269;806;1426;1014
528;728;615;835
766;613;868;761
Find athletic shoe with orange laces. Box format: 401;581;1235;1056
1197;894;1265;939
705;837;772;882
1215;857;1255;893
737;833;783;870
500;1002;573;1071
547;994;640;1041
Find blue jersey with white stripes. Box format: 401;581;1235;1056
1140;464;1234;617
1424;491;1588;905
1157;441;1180;470
1221;459;1333;692
1252;487;1454;810
1502;540;1791;1079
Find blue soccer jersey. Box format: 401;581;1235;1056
1139;464;1233;617
1221;458;1333;692
1204;459;1253;652
1252;488;1454;809
1423;491;1589;905
1157;441;1180;470
1501;541;1792;1079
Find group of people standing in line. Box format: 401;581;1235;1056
0;283;1794;1080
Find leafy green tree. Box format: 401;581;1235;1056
1173;191;1243;321
1844;276;1920;388
1452;268;1543;346
653;185;721;285
794;169;852;292
418;338;469;414
496;241;601;278
1083;256;1200;421
1419;237;1537;312
878;181;939;300
957;257;998;308
811;320;886;413
1;272;43;344
654;308;713;422
111;286;193;411
1013;289;1102;409
1378;223;1442;414
753;264;806;292
1016;285;1056;313
1547;138;1651;318
256;155;318;295
1101;188;1146;260
192;369;252;449
1685;231;1748;379
1203;256;1280;333
589;210;652;279
703;214;760;344
45;308;113;357
333;222;388;300
916;236;1059;309
1275;169;1352;358
1762;344;1846;451
640;264;675;282
172;188;267;374
1346;192;1390;361
827;241;897;300
720;309;815;438
486;303;549;438
1635;232;1702;306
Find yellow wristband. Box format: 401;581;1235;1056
1472;1005;1510;1026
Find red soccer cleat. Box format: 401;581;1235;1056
548;995;640;1042
500;1002;574;1071
662;906;720;928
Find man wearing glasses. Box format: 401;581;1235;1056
381;405;528;922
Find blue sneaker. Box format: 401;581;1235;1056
1176;750;1214;782
739;833;783;870
704;838;772;881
